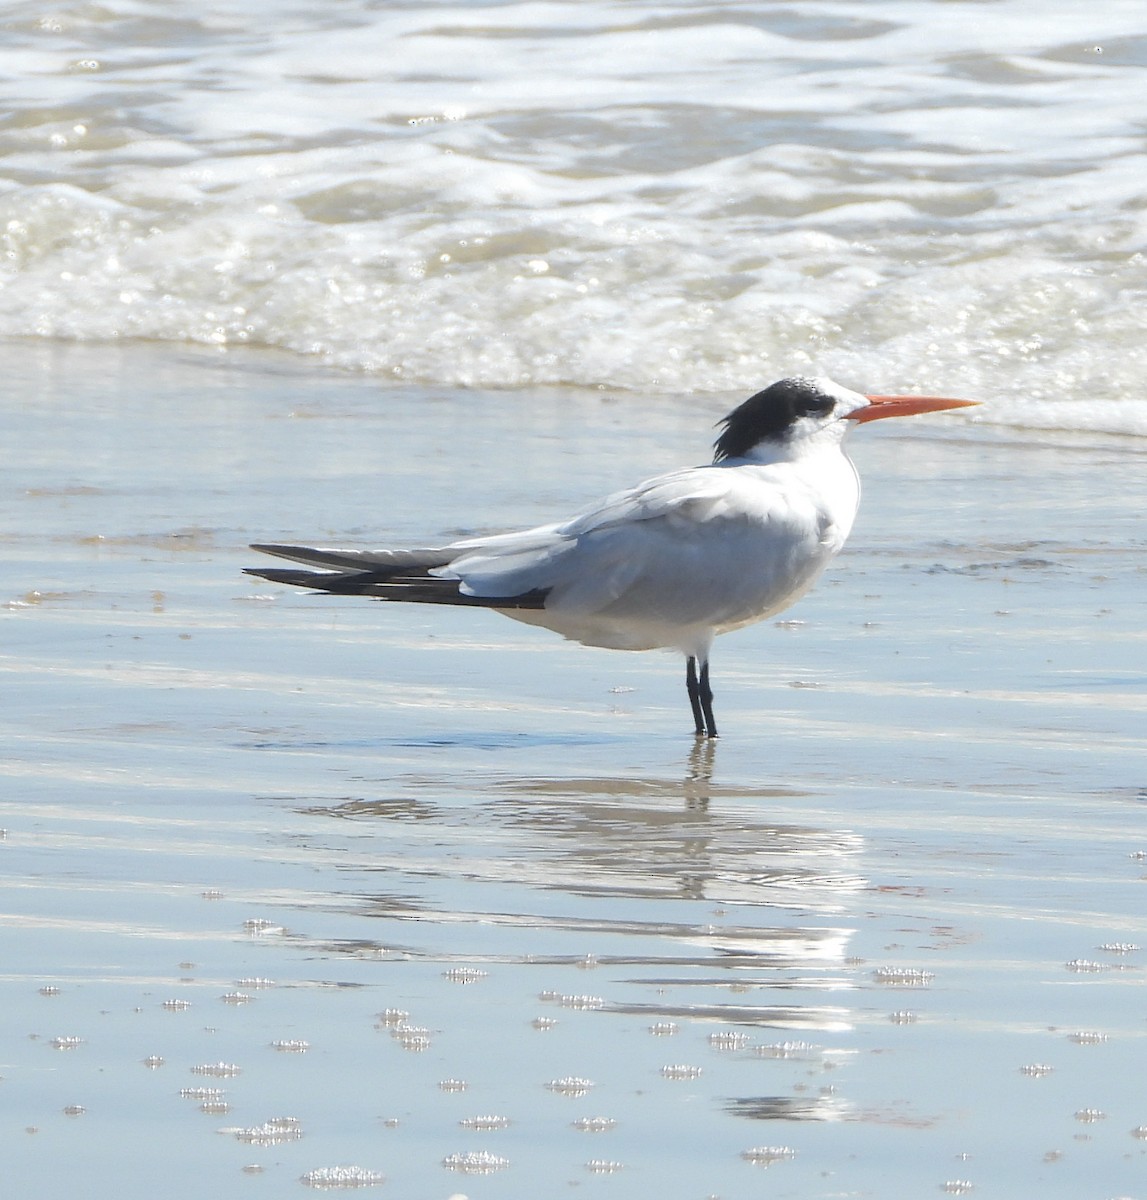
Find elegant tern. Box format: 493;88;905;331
246;376;977;737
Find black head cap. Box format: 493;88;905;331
713;377;837;462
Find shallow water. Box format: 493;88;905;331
3;344;1146;1197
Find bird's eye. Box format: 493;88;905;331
798;394;833;417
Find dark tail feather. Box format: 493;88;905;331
243;565;548;610
249;542;449;572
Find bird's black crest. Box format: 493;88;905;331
713;378;835;461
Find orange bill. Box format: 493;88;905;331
848;394;980;423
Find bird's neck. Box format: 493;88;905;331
719;426;848;469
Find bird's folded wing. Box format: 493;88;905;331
557;467;759;537
449;468;818;622
250;466;815;624
439;474;733;601
444;532;575;600
249;543;450;571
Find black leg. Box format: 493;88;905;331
698;660;717;739
686;657;718;738
686;656;705;736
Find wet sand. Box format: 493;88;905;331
3;342;1146;1198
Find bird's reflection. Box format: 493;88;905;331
298;739;863;928
475;744;859;910
725;1094;850;1122
294;743;865;1058
682;735;716;809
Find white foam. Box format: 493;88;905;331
1;0;1145;433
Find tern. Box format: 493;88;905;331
246;376;976;737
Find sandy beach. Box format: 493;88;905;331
3;341;1145;1198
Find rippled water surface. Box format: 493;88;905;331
3;345;1146;1197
